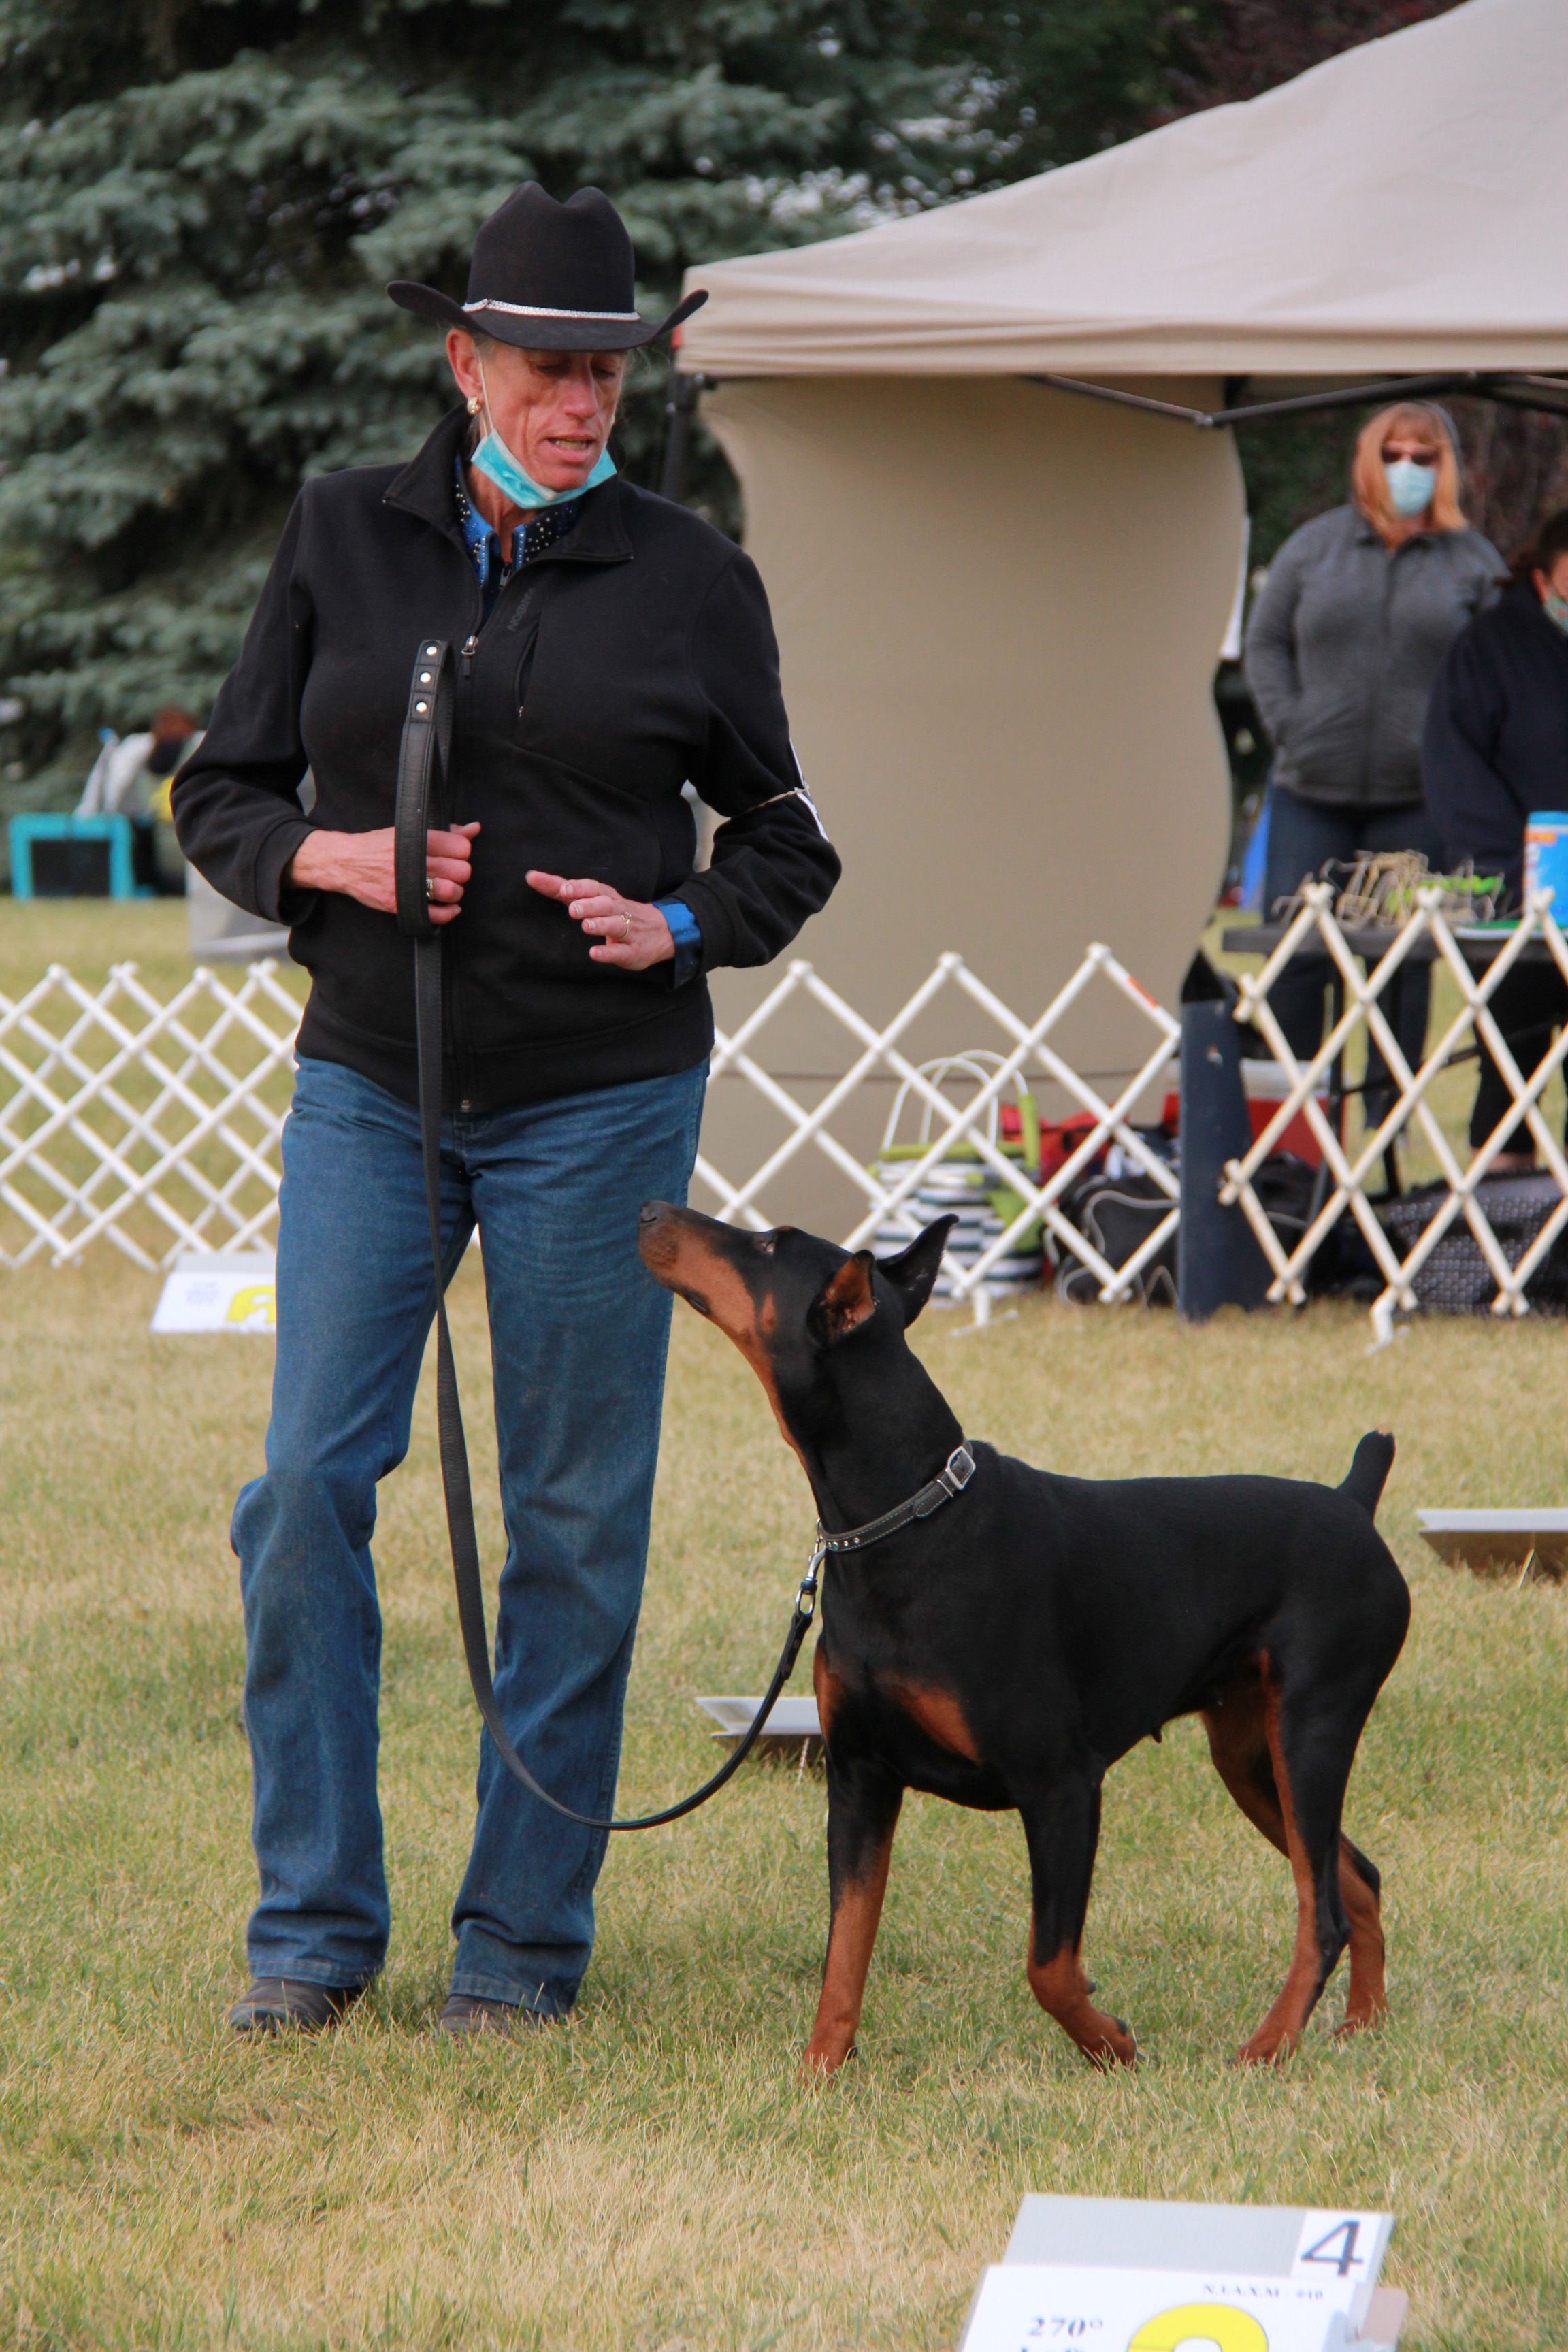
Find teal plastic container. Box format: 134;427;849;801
1524;813;1568;911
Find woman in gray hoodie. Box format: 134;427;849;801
1244;402;1503;1092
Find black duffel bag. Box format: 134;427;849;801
1054;1149;1379;1307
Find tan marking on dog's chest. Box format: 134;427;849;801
887;1680;980;1761
813;1646;845;1744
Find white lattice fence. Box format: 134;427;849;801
696;945;1179;1313
1222;883;1568;1338
0;960;301;1268
0;947;1176;1301
10;919;1564;1335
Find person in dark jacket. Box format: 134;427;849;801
1423;508;1568;1168
1244;402;1503;1098
173;185;839;2040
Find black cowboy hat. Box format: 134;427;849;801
388;183;706;354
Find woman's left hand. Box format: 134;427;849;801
526;870;674;970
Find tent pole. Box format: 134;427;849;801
1027;370;1568;429
659;372;711;502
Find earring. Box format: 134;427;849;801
466;395;482;417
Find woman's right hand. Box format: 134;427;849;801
284;822;480;924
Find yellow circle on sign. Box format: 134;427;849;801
1127;2305;1269;2352
224;1284;276;1330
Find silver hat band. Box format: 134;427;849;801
462;298;642;322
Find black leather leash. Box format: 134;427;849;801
393;637;821;1830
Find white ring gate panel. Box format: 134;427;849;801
3;921;1564;1343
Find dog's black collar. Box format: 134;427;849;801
817;1444;977;1555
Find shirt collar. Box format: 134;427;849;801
452;457;584;583
382;408;632;566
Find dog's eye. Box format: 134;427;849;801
752;1231;778;1256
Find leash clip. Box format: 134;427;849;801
797;1536;826;1620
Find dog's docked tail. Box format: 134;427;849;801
1341;1428;1395;1518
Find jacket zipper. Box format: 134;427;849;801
1364;544;1398;802
448;558;540;1115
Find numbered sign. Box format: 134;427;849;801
151;1253;276;1335
962;2264;1361;2352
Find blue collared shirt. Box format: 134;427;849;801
454;459;703;987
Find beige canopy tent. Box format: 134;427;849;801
672;0;1568;1226
680;0;1567;380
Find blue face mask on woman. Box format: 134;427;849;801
470;361;617;510
1384;456;1437;519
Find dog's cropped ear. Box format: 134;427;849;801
875;1214;958;1327
809;1249;878;1346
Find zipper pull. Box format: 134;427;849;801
460;632;479;679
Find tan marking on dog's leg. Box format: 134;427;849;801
801;1812;900;2080
1026;1925;1137;2068
1335;1838;1387;2034
813;1644;845;1747
1235;1684;1333;2065
1202;1674;1288;1855
888;1680;980;1761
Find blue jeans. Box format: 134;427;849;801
233;1053;706;2015
1262;787;1443;1108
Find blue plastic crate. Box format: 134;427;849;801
9;813;152;900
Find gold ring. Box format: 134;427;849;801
619;911;632;943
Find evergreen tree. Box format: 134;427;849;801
0;0;981;802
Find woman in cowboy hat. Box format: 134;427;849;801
174;184;839;2039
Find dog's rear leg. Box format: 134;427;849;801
1232;1677;1353;2064
1204;1676;1385;2055
1335;1837;1386;2034
1019;1774;1136;2068
801;1750;902;2080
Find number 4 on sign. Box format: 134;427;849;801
1298;2221;1362;2278
1290;2212;1386;2285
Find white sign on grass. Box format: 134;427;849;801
963;2262;1362;2352
151;1252;276;1335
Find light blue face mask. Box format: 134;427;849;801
1384;455;1437;519
470;361;617;510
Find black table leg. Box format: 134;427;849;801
1306;970;1345;1235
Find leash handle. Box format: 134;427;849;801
395;640;453;940
392;638;813;1832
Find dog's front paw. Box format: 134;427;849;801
1079;2013;1137;2069
798;2036;858;2082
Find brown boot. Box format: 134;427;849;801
230;1977;363;2036
436;1993;525;2038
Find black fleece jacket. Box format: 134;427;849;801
1422;576;1568;900
172;407;839;1111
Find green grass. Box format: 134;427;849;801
3;1250;1567;2350
0;898;255;1002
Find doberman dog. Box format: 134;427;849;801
637;1202;1410;2078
